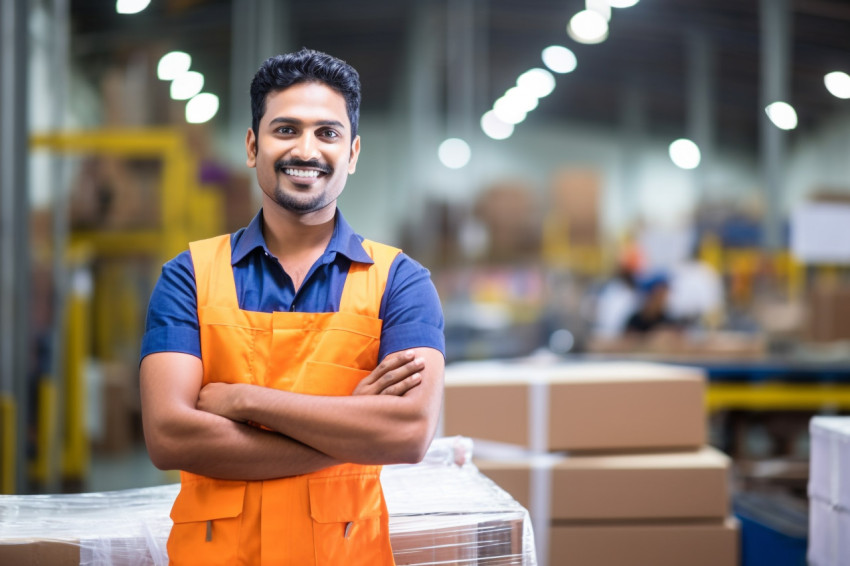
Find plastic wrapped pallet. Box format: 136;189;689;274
809;416;850;566
0;437;536;566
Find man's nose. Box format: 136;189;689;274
291;133;319;160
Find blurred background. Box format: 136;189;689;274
1;0;849;557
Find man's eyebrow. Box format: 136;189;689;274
268;117;346;130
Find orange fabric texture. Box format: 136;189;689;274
167;234;400;566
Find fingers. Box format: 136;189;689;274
353;350;426;396
369;351;425;396
377;356;424;386
379;372;422;396
373;349;417;378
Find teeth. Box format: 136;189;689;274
285;168;320;178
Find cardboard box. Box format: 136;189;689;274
444;361;706;452
549;517;739;566
0;540;79;566
476;445;730;521
547;169;601;247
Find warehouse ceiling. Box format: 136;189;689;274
68;0;850;153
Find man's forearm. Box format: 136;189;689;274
233;390;432;464
210;349;445;465
145;403;338;480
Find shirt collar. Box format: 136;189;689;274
231;208;374;266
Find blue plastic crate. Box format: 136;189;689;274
734;492;808;566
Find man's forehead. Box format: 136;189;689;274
263;83;348;121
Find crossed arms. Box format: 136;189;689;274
140;348;444;481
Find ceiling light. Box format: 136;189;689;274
186;93;220;124
567;10;609;45
504;87;539;112
481;111;514;140
170;71;205;101
438;138;471;169
586;0;611;22
493;96;528;125
116;0;151;14
542;45;577;74
669;138;701;170
824;71;850;99
765;101;798;130
157;51;192;81
517;68;556;98
607;0;640;7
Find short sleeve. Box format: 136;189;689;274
378;254;445;360
140;251;202;362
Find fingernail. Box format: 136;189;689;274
415;357;424;365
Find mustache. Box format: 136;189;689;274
275;159;332;175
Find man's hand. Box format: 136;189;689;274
197;382;246;422
352;350;425;397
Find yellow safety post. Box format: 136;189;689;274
62;266;91;481
0;394;15;494
698;233;723;274
776;250;805;300
29;377;58;485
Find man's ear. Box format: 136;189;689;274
348;135;361;174
246;128;257;168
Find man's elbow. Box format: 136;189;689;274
396;418;437;464
143;423;184;471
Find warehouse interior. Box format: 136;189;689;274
2;0;850;564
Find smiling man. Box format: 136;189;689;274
139;49;445;566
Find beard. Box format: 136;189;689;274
272;186;332;214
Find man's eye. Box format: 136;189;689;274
321;130;339;139
276;127;295;134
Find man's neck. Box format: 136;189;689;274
260;197;336;262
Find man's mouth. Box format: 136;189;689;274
276;161;332;181
283;168;322;179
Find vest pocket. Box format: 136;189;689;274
295;360;371;396
308;474;390;566
168;480;247;566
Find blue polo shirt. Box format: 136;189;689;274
141;209;445;362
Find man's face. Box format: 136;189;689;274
246;81;360;216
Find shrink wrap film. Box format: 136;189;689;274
809;417;850;566
0;437;536;566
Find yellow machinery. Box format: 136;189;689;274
13;128;225;489
707;382;850;413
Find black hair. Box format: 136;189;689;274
250;48;361;143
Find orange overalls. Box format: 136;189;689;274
167;233;400;566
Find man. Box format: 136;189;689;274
139;49;445;566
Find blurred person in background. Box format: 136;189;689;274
593;243;643;338
139;49;445;566
625;273;682;335
666;249;725;330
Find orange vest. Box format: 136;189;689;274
167;234;400;566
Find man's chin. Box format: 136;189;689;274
273;192;330;215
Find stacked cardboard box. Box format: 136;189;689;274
443;360;740;566
809;416;850;566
